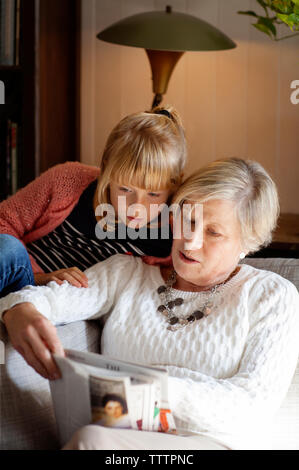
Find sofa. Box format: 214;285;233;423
0;258;298;450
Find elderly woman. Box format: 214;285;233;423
0;158;298;451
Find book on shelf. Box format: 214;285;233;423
0;0;21;66
50;349;177;447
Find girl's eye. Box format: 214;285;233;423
148;192;161;197
119;187;131;193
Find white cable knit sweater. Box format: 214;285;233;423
1;254;298;450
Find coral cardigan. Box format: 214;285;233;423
0;162;171;273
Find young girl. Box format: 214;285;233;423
0;106;186;297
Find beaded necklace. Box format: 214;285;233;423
157;267;240;332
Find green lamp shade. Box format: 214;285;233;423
97;8;237;52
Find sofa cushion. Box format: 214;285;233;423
245;257;299;290
0;320;101;450
244;258;299;449
271;359;299;450
1;258;298;450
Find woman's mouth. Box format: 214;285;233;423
179;251;199;264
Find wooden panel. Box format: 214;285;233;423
80;0;96;166
20;0;36;186
80;0;299;214
277;36;299;213
120;0;155;114
274;214;299;244
246;0;280;180
93;0;123;167
155;0;187;121
39;0;80;173
183;0;219;176
215;0;250;162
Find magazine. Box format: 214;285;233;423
50;349;177;446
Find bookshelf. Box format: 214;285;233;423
0;0;80;201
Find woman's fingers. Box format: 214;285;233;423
18;342;52;380
24;324;63;379
5;303;64;380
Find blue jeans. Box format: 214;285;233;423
0;234;35;298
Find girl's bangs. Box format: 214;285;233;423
111;156;174;191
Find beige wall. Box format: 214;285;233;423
80;0;299;213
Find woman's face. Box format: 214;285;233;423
104;400;124;418
171;199;244;290
109;181;170;228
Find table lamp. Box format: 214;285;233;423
97;5;236;108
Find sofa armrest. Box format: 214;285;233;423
245;257;299;449
244;257;299;290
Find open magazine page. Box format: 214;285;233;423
83;364;160;432
50;349;177;446
64;349;170;407
71;350;177;434
89;374;132;429
128;374;164;432
49;356;93;445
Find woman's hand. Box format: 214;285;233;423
34;267;89;288
3;303;65;380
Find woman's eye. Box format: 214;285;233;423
208;229;221;237
148;192;161;197
119;187;131;193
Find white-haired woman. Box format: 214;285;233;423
1;158;298;450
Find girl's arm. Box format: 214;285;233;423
0;162;99;274
166;279;299;447
0;165;62;272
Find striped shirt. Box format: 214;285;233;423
26;181;172;273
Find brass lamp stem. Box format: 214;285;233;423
146;49;185;109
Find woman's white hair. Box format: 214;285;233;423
172;157;280;254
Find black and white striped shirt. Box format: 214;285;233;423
26;181;172;273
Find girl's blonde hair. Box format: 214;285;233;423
95;105;186;205
172;157;280;254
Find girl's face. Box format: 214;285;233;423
109;181;170;228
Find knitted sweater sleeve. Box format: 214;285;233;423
0;167;58;271
0;255;137;325
0;162;99;273
166;276;299;440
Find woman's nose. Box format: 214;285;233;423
183;227;203;251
